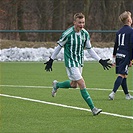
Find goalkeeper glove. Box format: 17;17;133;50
44;58;54;71
99;59;112;70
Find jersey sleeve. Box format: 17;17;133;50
57;33;68;47
51;45;62;60
87;48;101;61
130;29;133;61
51;33;68;60
85;39;92;49
85;33;101;61
84;31;92;49
113;34;118;56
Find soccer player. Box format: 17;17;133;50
109;11;133;100
44;13;112;115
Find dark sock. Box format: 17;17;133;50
113;76;123;93
121;78;129;94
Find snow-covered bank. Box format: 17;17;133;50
0;47;113;62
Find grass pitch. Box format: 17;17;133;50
0;62;133;133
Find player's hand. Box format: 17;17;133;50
129;60;132;67
99;59;112;70
44;58;54;71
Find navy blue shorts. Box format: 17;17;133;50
116;53;130;75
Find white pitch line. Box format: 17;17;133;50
0;84;52;88
0;84;133;92
0;93;133;120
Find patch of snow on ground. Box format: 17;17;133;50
0;47;113;62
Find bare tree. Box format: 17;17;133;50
17;0;27;41
83;0;93;30
0;0;133;42
34;0;54;41
0;0;18;39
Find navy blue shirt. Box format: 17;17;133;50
113;25;133;61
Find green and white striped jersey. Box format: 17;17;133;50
57;26;92;67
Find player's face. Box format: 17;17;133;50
74;18;85;32
128;16;132;26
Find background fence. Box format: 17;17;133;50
1;0;132;42
0;30;117;43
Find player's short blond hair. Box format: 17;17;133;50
119;11;131;23
73;13;85;21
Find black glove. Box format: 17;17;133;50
44;58;54;71
99;59;112;70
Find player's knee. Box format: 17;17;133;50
70;82;78;88
77;79;86;89
71;84;78;88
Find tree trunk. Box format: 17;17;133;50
17;0;27;41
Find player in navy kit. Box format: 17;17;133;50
109;11;133;100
